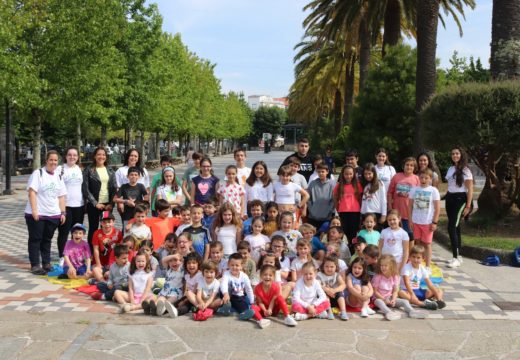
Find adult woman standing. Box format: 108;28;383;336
82;147;117;246
25;150;67;275
115;148;150;190
445;148;473;268
56;147;85;263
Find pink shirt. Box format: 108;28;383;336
371;274;399;299
387;173;420;220
64;240;91;269
333;183;362;212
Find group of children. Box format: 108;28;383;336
59;146;446;328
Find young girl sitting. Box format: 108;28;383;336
209;241;228;278
292;261;331;321
147;251;184;318
345;257;374;318
193;260;222;321
244;216;270;262
212;202;242;258
139;240;159;276
271;212;303;259
290;239;316;281
263;202;279;237
218;165;246;218
379;209;409;273
257;251;293;299
181;252;204;315
250;264;298;328
318;255;349;320
156;166;183;215
326;226;351;264
115;249;154;313
372;255;425;320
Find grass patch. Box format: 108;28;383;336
462;235;520;251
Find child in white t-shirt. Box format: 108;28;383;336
192;260;222;321
379;210;409;273
127;204;152;245
273;165;309;214
408;169;440;269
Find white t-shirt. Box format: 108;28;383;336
400;263;429;290
271;230;302;259
116;166;150;188
244;233;270;262
380;227;409;264
338;259;348;274
292;278;327;307
361;181;387;216
409;185;440;224
130;270;152;294
273;181;302;205
61;164;84;207
215;225;238;256
237;166;251;187
317;272;341;288
376;165;396;192
25;168;67;216
245;180;273;203
220;271;254;304
446;166;473;193
184;271;203;293
197;277;220;300
291;173;307;204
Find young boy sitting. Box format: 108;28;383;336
362;245;379;278
61;223;92;279
92;244;130;301
398;245;446;310
218;253;255;320
349;236;367;265
92;211;123;283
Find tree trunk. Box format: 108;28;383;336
138;130;145;161
490;0;520;80
31;109;42;170
75;119;82;148
155;131;161;160
382;0;401;57
359;17;371;91
100;125;107;147
333;88;342;134
342;62;355;126
414;0;439;153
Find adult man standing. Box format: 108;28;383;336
281;138;314;182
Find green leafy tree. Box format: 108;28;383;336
251;107;287;146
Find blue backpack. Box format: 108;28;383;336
481;255;500;267
511;247;520;267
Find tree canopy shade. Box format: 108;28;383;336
251;106;287;145
422;81;520;217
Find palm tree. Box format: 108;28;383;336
490;0;520;80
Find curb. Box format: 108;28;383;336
434;229;514;266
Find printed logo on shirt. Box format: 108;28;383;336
413;190;432;210
396;183;411;197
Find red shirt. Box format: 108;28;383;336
333;182;363;212
92;228;123;266
254;282;282;306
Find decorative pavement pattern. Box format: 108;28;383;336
1;201;519;320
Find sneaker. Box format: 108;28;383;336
366;307;376;315
142;300;151;315
458;256;463;264
156;300;166;316
317;310;329;319
327;311;335;320
123;303;132;313
384;311;401;321
91;292;103;301
284;315;298;327
408;310;427;319
149;301;157;316
164;301;178;318
340;312;349;321
436;300;447;309
31;266;47;276
447;258;461;268
58;257;65;268
42;263;52;273
360;307;369;318
119;303;127;314
217;303;232;316
238;309;255;320
57;273;69;279
88;278;97;285
423;299;439;310
294;313;308;321
258;319;271;329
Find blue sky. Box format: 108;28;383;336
151;0;492;97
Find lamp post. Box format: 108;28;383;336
3;98;13;195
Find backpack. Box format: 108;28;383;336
511;247;520;267
480;255;500;267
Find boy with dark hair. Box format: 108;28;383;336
362;244;379;278
281;138;314;181
202;197;219;229
184;204;212;260
92;244;130;301
242;199;264;237
114;166;148;229
345;149;364;181
175;205;192;235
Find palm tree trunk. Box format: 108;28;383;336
414;0;440;152
490;0;520;80
334;88;342;133
359;17;371;91
342;62;355;126
382;0;401;57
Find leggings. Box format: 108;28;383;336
445;192;467;258
292;300;331;314
57;206;85;257
339;212;361;244
250;294;289;320
374;298;414;314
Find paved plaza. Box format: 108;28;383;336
0;150;519;359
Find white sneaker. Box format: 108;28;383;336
317;310;329;319
366;307;376;315
156;300;166;316
122;303;132;313
458;256;463;264
385;311;401;321
258;319;271;329
284;315;298;327
164;301;178;318
448;258;461;268
360;307;369;318
58;257;65;268
294;313;308;321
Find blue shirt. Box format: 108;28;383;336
311;235;327;256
